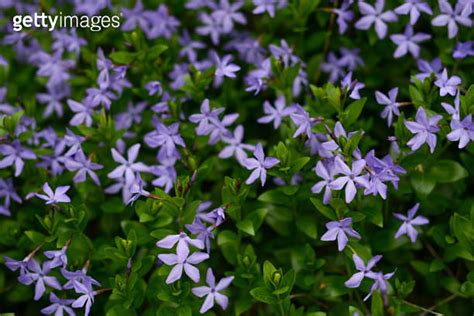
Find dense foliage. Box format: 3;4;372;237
0;0;473;315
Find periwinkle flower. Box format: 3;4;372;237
71;282;95;316
18;259;62;301
394;0;433;25
453;41;474;59
339;48;365;71
290;105;315;138
345;254;383;288
243;143;280;186
192;268;234;314
212;0;247;33
197;13;223;45
67;98;96;127
158;245;209;284
355;0;398;39
269;39;299;67
108;144;149;185
144;122;186;158
219;125;255;164
189;99;225;136
341;72;365;100
364;270;395;303
404;107;442;153
61;267;100;292
330;157;369;204
394;203;429;242
156;232;205;253
52;28;86;57
179;30;206;62
334;0;355;34
31;182;71;205
257;96;294;129
65;150;103;186
390;25;431;58
252;0;287;18
44;245;68;269
376;87;400;126
321;52;345;82
431;0;472;39
143;4;180;40
320;217;361;251
434;68;462;96
311;160;335;204
145;81;162;96
40;292;75;316
447;115;474;149
127;172;150;205
186;218;215;253
415;58;442;81
0;140;37;177
122;0;149;32
214;53;240;80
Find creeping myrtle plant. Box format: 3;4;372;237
0;0;473;315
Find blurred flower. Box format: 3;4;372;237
376;87;400;126
355;0;398;39
431;0;472;38
390;25;431;58
394;0;432;25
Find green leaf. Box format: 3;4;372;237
409;85;424;107
109;51;137;64
410;171;436;195
340;98;366;127
310;198;336;220
237;219;255;236
263;260;278;287
250;287;276;304
429;160;468;183
371;290;384;316
296;214;317;239
147;44;168;60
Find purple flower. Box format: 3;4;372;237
41;292;75;316
243;143;280;186
127;172;150;205
390;25;431;58
107;144;149;185
341;72;365;100
334;0;355;34
311;161;335;204
330;157;369;204
189;99;225;136
158;244;209;284
212;0;247;33
394;203;429;242
376;87;400;126
252;0;287;18
269;39;299;67
143;5;180;40
404;107;442;153
447;115;474;149
395;0;433;25
151;162;177;194
44;245;68;269
415;58;442;81
145;81;162;96
345;254;383;288
196;13;223;45
186;218;215;253
431;0;472;39
144;122;186;158
192;268;234;314
290;105;315;137
434;68;462;96
355;0;398;39
156;232;205;253
0;140;36;176
31;182;71;205
219;125;255;164
18;259;62;301
61;268;100;292
65;150;103;185
214;53;240;80
179;30;206;62
67;98;96;127
37;85;69;118
207;113;239;145
122;0;149;32
320;217;361;251
453;41;474;59
4;255;30;275
52;28;86;57
320;52;345;82
71;282;95;316
339;48;364;71
257;96;294;129
364;270;395;302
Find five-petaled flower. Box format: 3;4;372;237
394;203;429;242
320;217;361;251
192;268;234;314
243;143;280;186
